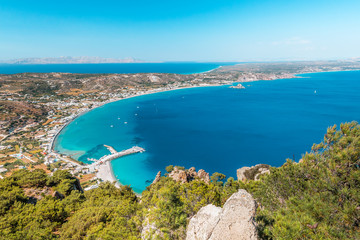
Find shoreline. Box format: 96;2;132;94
50;63;227;154
50;82;228;191
52;82;226;152
295;69;360;76
96;161;119;186
51;69;360;192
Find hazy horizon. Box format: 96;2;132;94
1;0;360;62
0;56;359;64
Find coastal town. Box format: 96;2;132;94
1;60;360;189
0;70;236;188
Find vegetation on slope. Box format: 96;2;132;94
0;122;359;239
246;122;360;239
0;169;241;239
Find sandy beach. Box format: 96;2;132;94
96;161;120;187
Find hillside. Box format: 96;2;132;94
0;122;359;239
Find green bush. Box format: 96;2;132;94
0;122;359;239
250;122;360;239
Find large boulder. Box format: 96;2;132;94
186;189;258;240
186;205;222;240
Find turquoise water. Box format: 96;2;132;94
0;62;237;74
54;71;360;193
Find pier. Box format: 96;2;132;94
104;144;118;154
72;146;145;178
98;146;145;163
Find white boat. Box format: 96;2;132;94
124;122;128;124
110;125;113;128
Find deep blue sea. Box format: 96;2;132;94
54;71;360;193
0;62;236;74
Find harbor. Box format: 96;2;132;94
97;146;145;163
80;145;145;190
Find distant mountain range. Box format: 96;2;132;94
1;56;149;64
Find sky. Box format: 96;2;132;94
0;0;359;62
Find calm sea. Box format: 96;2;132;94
0;62;236;74
54;71;360;193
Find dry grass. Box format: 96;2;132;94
79;173;96;183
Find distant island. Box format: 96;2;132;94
0;56;151;64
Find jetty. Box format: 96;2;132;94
104;144;118;154
98;146;145;163
71;145;145;180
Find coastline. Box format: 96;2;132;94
51;69;360;192
50;82;227;190
50;67;315;154
295;69;360;77
50;63;227;154
52;82;226;152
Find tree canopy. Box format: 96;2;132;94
0;122;359;239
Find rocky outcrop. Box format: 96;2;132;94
152;171;162;185
237;167;251;182
197;169;210;184
229;83;245;89
168;167;210;184
237;164;270;182
186;189;258;240
169;167;188;183
186;204;222;240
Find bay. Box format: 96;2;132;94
55;70;360;193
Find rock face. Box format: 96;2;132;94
197;169;210;184
168;167;210;184
236;167;251;182
186;204;222;240
152;171;161;185
237;164;270;182
186;189;258;240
